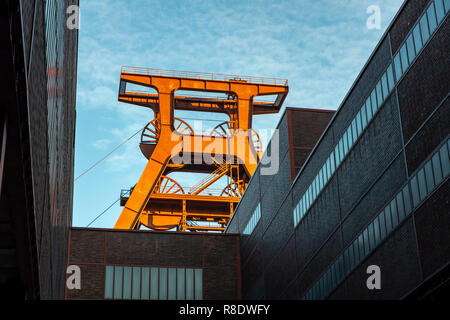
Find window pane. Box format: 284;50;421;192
343;131;349;155
168;268;177;300
326;158;331;181
435;0;445;22
424;161;435;194
150;267;158;300
335;145;340;167
186;269;194;300
356;111;362;136
347;127;353;150
371;89;378;115
349;243;355;269
363;229;370;254
390;199;399;229
373;217;381;246
382;73;389;100
123;267;132;299
411;176;420;207
445;0;450;13
368;222;375;250
366;97;372;122
420;14;430;43
104;266;114;299
413;24;423;54
432;152;443;184
417;168;427;200
159;268;167;300
385;206;393;234
330;152;336;173
339;139;344;161
403;185;412;215
358;234;365;259
376;81;383;106
406;34;416;64
379;210;386;240
396;193;405;222
427;2;438;32
394;53;403;79
353;240;360;265
387;65;395;92
177;268;185;300
141;267;150;300
194;269;203;300
114;266;123;299
132;267;141;300
439;143;450;177
352;119;357;142
361;104;367;128
400;44;409;73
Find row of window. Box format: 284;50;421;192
104;265;203;300
243;203;261;235
293;0;449;229
303;138;450;300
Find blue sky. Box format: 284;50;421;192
73;0;404;228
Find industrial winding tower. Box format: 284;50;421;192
115;67;288;232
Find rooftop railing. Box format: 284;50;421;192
121;66;288;86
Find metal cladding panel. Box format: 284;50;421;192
336;218;422;300
397;17;450;143
405;100;449;175
414;179;450;278
341;154;407;248
337;93;404;217
390;0;432;54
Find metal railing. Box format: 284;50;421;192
121;66;288;86
120;187;229;198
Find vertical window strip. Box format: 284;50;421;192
302;138;449;299
244;203;261;235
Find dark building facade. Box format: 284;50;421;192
0;0;78;299
66;228;242;300
226;0;449;300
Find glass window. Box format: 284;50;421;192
352;119;357;142
420;14;430;43
382;73;389;100
376;81;383;107
413;24;423;54
177;268;185;300
410;176;420;207
330;152;335;174
159;268;167;300
417;168;427;200
387;65;395;92
356;111;362;136
373;217;380;246
439;143;450;177
379;210;386;239
338;255;344;278
432;152;443;184
403;185;412;215
406;34;416;64
427;2;438;32
394;53;403;79
371;89;378;115
319;170;323;191
168;268;177;300
150;267;158;300
114;266;123;299
186;268;194;300
368;222;375;250
366;101;373;123
105;266;114;299
385;206;393;234
343;131;349;155
445;0;450;13
339;139;344;161
435;0;446;22
390;199;399;229
344;248;350;272
194;269;202;300
335;145;340;167
424;161;435;194
326;158;331;181
361;104;367;128
347;126;353;150
353;239;360;265
132;267;141;300
358;234;365;259
400;44;409;73
363;229;370;254
123;267;132;299
141;267;150;300
396;193;405;222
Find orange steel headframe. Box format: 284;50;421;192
114;66;288;231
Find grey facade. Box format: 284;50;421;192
226;0;449;300
0;0;78;299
